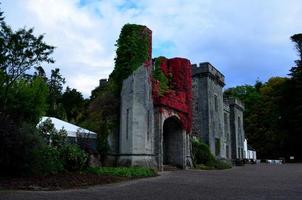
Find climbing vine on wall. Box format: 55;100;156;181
152;57;170;96
152;57;192;133
89;24;151;156
109;24;150;93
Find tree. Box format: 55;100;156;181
47;68;66;119
5;77;49;124
61;87;86;123
0;16;54;113
290;34;302;78
86;84;119;161
37;118;67;148
34;66;47;81
285;33;302;161
224;78;288;159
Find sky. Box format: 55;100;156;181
2;0;302;97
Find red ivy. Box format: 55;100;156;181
152;57;192;133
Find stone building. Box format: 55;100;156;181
107;25;245;170
117;57;193;170
191;62;245;160
227;97;245;159
192;62;225;158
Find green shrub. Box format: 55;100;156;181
86;167;157;177
59;144;88;171
192;138;216;165
191;138;232;170
205;159;232;170
0;118;44;177
31;145;64;176
37;118;67;148
212;160;232;169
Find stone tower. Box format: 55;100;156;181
192;62;226;158
116;26;192;170
226;97;245;159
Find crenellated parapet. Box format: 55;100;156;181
192;62;225;87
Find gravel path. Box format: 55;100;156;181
1;164;302;200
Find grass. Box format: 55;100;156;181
85;167;157;177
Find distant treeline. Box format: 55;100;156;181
224;34;302;161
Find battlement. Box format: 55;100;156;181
225;97;245;111
192;62;225;86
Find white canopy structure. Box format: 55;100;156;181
38;116;96;139
244;139;257;161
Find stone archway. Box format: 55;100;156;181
162;116;185;168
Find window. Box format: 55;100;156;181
147;110;150;141
214;95;218;112
224;113;228;139
226;145;229;158
215;138;220;156
238;148;241;158
238;116;241;145
126;109;129;140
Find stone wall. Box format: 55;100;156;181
192;62;226;158
118;65;157;167
223;100;232;159
226;97;245;159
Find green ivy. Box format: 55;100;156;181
153;57;170;96
110;24;150;94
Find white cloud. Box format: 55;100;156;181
2;0;302;96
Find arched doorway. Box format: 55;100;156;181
163;117;184;168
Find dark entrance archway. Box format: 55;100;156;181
163;117;184;168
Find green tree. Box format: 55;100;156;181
46;68;66;119
224;78;288;159
0;15;54;113
61;87;86;124
37;118;67;148
285;33;302;161
5;77;49;124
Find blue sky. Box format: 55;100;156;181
2;0;302;97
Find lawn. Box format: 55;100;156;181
0;167;157;191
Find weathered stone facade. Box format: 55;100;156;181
192;62;245;160
107;25;245;170
223;100;232;159
116;62;192;170
192;62;225;158
118;65;156;167
227;97;245;159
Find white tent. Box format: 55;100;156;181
38;116;96;139
244;139;257;161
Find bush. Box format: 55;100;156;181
37;118;67;148
86;167;157;177
192;138;216;165
0;117;43;177
59;144;88;171
206;159;232;169
192;138;232;170
31;145;64;176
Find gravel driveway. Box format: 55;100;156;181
1;164;302;200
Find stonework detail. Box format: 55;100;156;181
118;65;156;167
108;25;245;170
192;62;245;160
226;97;245;159
192;62;225;158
